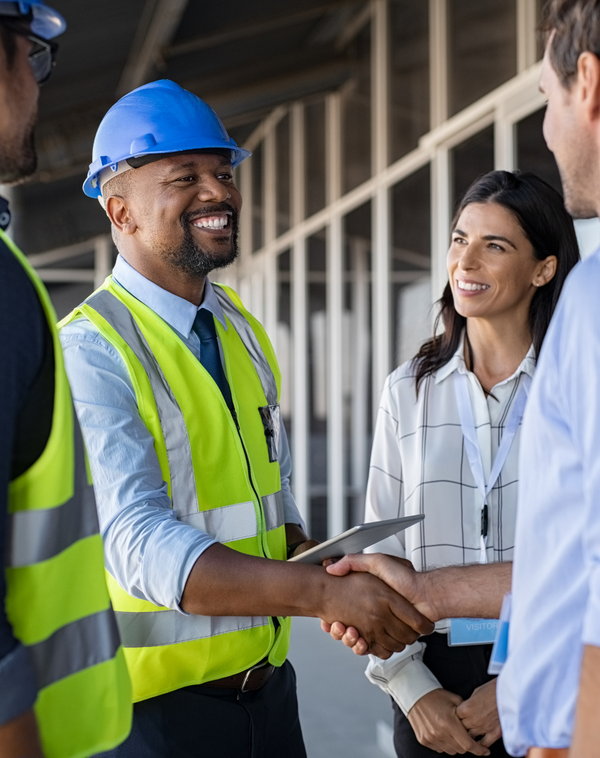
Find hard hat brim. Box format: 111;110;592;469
30;3;66;38
83;145;251;199
0;1;66;38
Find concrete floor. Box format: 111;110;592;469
289;616;395;758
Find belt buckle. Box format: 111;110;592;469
240;661;267;693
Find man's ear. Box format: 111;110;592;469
576;52;600;122
106;195;137;235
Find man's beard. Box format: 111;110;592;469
168;205;240;277
0;120;37;186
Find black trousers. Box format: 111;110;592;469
95;660;306;758
393;632;514;758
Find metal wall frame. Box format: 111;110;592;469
32;0;546;538
232;0;545;535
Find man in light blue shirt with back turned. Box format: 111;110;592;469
325;2;600;756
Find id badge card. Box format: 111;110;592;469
448;617;499;646
488;593;511;674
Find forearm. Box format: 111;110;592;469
424;562;512;621
0;710;44;758
571;644;600;758
181;542;334;618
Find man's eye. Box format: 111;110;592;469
218;173;233;181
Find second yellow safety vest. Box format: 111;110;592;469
62;277;291;702
2;229;132;758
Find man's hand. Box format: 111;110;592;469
326;553;439;619
285;523;318;558
407;689;491;756
322;554;427;654
326;553;511;621
321;553;437;654
456;679;501;748
320;570;434;659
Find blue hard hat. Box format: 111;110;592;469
0;1;66;39
83;80;251;199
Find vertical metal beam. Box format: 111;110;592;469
291;103;310;529
372;184;390;413
263;121;278;343
429;0;448;128
517;0;538;73
372;0;389;174
291;104;306;227
292;237;309;530
494;118;516;172
94;235;113;289
326;94;342;205
431;149;451;303
327;214;344;537
372;0;391;416
326;90;344;537
351;238;370;508
239;157;253;280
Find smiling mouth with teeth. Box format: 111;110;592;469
192;214;230;230
457;280;490;291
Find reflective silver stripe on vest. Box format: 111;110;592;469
115;609;269;648
8;420;99;568
183;500;257;543
214;286;278;406
29;608;121;689
262;491;284;532
86;290;199;518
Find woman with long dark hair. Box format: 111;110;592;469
342;170;579;758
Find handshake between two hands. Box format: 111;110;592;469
318;553;501;756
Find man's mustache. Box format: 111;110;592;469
183;203;238;225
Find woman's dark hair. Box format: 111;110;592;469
413;170;580;392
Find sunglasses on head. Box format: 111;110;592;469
0;18;58;84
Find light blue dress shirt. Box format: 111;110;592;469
60;255;303;612
497;250;600;755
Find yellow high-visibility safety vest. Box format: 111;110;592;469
1;229;132;758
62;277;291;703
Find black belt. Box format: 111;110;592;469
195;661;275;693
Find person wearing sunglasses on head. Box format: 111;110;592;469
0;3;131;758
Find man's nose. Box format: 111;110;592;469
197;177;230;203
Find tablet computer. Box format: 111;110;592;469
288;515;425;565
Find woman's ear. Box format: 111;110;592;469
106;195;137;235
534;255;558;287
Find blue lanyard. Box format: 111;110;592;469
454;371;530;563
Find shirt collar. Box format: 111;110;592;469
112;254;228;338
434;331;536;385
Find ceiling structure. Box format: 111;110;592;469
11;0;367;255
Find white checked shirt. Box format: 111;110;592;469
364;337;535;714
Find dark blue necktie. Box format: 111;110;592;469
193;309;233;409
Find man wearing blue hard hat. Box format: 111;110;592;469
60;79;433;757
0;3;132;757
